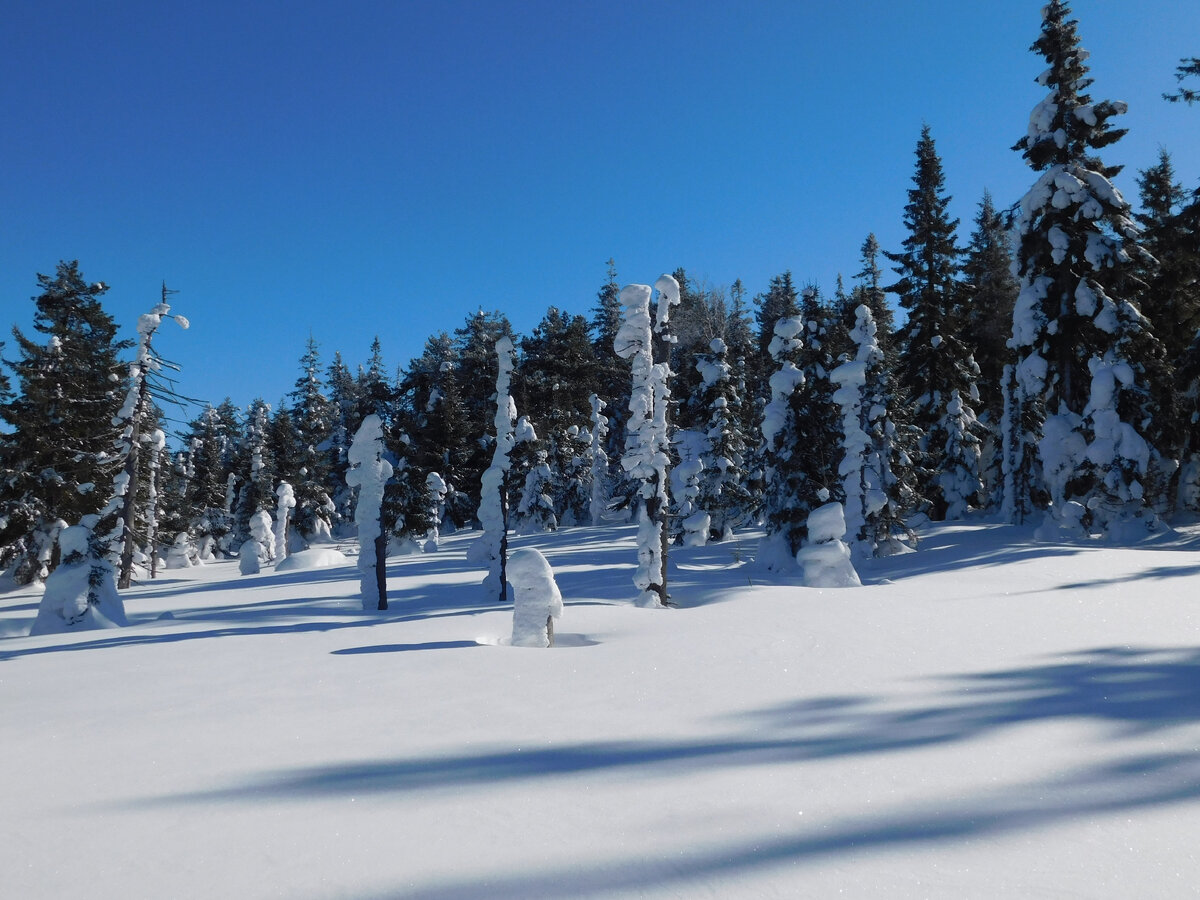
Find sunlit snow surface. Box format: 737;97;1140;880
3;521;1200;898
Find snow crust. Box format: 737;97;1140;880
274;548;349;571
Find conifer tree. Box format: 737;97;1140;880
693;337;753;539
962;191;1020;419
1009;0;1165;536
590;259;633;475
1164;58;1200;105
0;262;129;583
288;338;335;540
887;125;981;519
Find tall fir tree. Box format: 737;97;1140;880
886;125;981;520
0;262;129;583
1009;0;1165;536
288;338;335;540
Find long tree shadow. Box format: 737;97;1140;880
125;646;1200;894
143;645;1200;800
357;749;1200;899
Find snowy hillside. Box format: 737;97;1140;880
3;521;1200;898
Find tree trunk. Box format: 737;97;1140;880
374;531;388;610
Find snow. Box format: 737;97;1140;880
7;521;1198;897
274;547;349;571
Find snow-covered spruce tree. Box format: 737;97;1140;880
466;336;517;602
451;310;516;525
588;394;610;525
516;447;557;534
346;414;393;610
831;305;884;558
233;399;275;543
693;338;753;540
103;292;189;588
144;428;166;578
1010;0;1167;536
886;125;981;520
273;482;295;561
324;351;359;528
759;315;807;565
288;338;335;542
422;471;448;551
590;260;634;494
29;292;185;631
179;399;242;558
615;276;679;608
516;307;600;525
0;262;128;584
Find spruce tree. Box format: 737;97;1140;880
1164;58;1200;105
1009;0;1165;536
886;125;980;520
0;262;129;583
288;338;335;540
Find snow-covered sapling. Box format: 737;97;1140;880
274;482;296;561
346;414;394;610
250;509;275;563
238;539;261;576
423;472;448;551
507;548;563;648
795;502;861;588
29;523;128;635
589;393;610;526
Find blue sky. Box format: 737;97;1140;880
3;0;1198;425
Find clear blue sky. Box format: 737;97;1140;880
3;0;1198;425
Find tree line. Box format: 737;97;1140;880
2;1;1198;589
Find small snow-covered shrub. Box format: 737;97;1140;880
508;548;563;648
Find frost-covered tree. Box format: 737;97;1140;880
588;394;610;525
516;448;557;534
507;548;563;648
1009;0;1165;536
693;338;752;539
273;482;295;561
233;399;275;543
0;262;128;583
467;337;517;602
102;292;188;588
346;414;393;610
759;316;807;564
288;338;335;541
616;276;679;607
886;125;980;520
324;351;359;526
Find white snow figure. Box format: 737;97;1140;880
346;414;394;610
250;509;275;563
274;482;296;561
615;277;677;607
589;394;610;526
795;503;861;588
423;472;448;551
467;337;517;601
237;539;261;576
166;533;197;569
29;523;128;635
507;548;563;648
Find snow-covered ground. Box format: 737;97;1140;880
3;521;1199;898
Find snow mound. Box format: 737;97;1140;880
275;548;349;572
